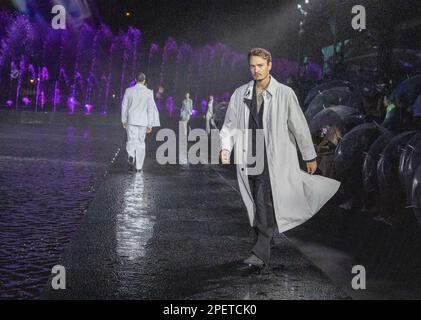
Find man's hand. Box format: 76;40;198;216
122;123;128;129
220;149;231;164
147;127;152;134
306;160;317;175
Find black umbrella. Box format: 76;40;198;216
398;132;421;206
304;80;352;107
411;165;421;228
362;132;395;194
333;123;383;184
309;105;365;137
391;74;421;110
412;94;421;117
305;87;360;122
377;131;419;222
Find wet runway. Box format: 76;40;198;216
4;121;421;300
41;128;348;300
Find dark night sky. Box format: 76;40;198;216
1;0;420;63
99;0;302;59
98;0;421;62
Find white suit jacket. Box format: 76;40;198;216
206;100;215;117
121;83;161;127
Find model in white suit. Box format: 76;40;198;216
205;95;215;134
122;73;160;172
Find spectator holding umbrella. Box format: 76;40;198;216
382;95;398;130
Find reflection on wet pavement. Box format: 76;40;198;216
42;132;349;300
117;172;155;260
0;123;122;299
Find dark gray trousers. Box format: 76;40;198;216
248;165;277;264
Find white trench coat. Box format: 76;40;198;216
220;76;341;233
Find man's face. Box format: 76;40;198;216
249;56;272;81
209;96;214;101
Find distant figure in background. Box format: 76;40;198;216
122;73;160;172
362;90;383;123
316;125;341;178
180;92;193;135
205;95;216;134
155;86;165;113
382;95;397;130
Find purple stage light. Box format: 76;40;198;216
150;43;159;56
67;97;79;114
0;9;321;115
200;100;207;114
68;97;77;105
222;92;231;102
84;104;93;114
166;96;175;116
22;97;31;106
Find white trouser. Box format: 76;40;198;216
180;120;190;136
126;125;147;170
205;114;213;134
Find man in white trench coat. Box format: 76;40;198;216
220;48;341;267
122;73;160;172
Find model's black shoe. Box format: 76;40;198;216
128;156;135;165
135;169;143;173
243;254;265;267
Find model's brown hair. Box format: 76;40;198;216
248;48;272;64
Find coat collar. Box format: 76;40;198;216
243;75;278;100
